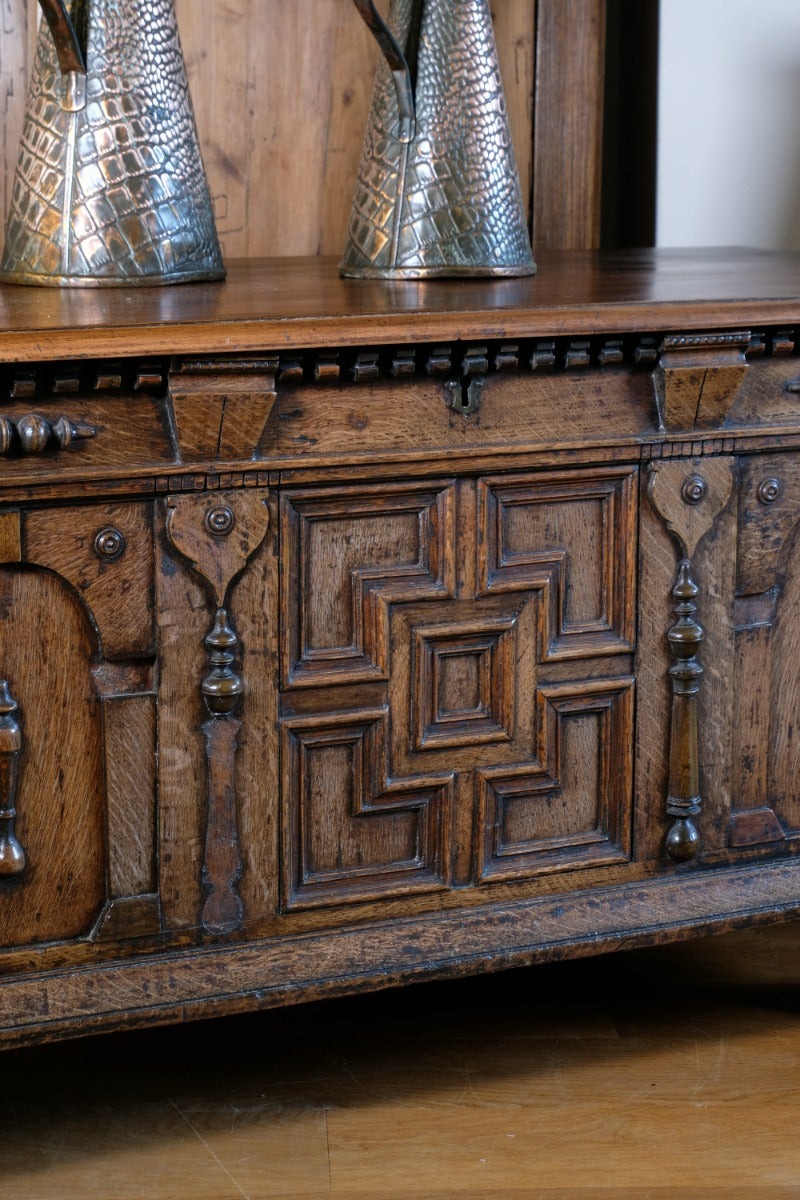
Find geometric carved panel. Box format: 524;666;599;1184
281;710;452;909
478;466;637;659
477;677;635;881
279;467;637;906
413;616;516;750
281;481;455;688
390;592;539;779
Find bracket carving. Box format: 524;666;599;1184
654;332;750;432
169;358;278;461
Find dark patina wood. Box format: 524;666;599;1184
1;249;800;1047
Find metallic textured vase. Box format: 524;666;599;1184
340;0;536;279
1;0;224;286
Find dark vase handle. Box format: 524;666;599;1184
352;0;415;124
37;0;86;75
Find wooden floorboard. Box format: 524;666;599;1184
4;921;800;1198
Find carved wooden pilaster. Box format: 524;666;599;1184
0;681;25;878
166;493;269;935
648;459;734;862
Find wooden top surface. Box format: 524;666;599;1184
0;247;799;362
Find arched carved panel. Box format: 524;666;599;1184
0;566;105;947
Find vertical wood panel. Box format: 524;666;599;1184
533;0;606;250
104;695;157;898
491;0;536;230
177;0;378;260
0;0;34;228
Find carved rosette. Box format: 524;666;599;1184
0;681;26;878
648;459;734;862
165;495;270;935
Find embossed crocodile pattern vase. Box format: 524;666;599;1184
1;0;224;286
340;0;536;279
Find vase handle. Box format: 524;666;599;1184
37;0;86;75
352;0;415;125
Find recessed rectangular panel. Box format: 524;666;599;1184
478;677;634;881
478;466;637;659
281;482;455;688
282;712;451;910
103;694;157;898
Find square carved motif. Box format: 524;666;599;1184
413;619;516;750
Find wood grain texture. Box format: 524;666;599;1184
0;508;20;562
22;501;155;659
0;566;105;947
177;0;377;260
533;0;606;250
655;336;749;432
491;0;536;229
227;490;280;932
3;251;800;362
103;694;157;898
0;394;174;481
4;923;800;1199
0;0;33;231
2;855;800;1046
156;509;209;930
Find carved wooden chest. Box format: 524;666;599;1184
2;248;800;1047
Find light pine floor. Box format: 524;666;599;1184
4;921;800;1199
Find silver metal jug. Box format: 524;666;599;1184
340;0;536;279
1;0;224;286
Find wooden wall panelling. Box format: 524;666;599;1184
178;0;537;259
533;0;606;250
176;0;375;259
0;0;34;235
491;0;536;231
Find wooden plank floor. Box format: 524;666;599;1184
4;921;800;1199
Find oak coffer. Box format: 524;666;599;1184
2;249;800;1047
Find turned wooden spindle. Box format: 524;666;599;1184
0;413;96;456
0;680;26;878
201;608;244;717
664;560;703;862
